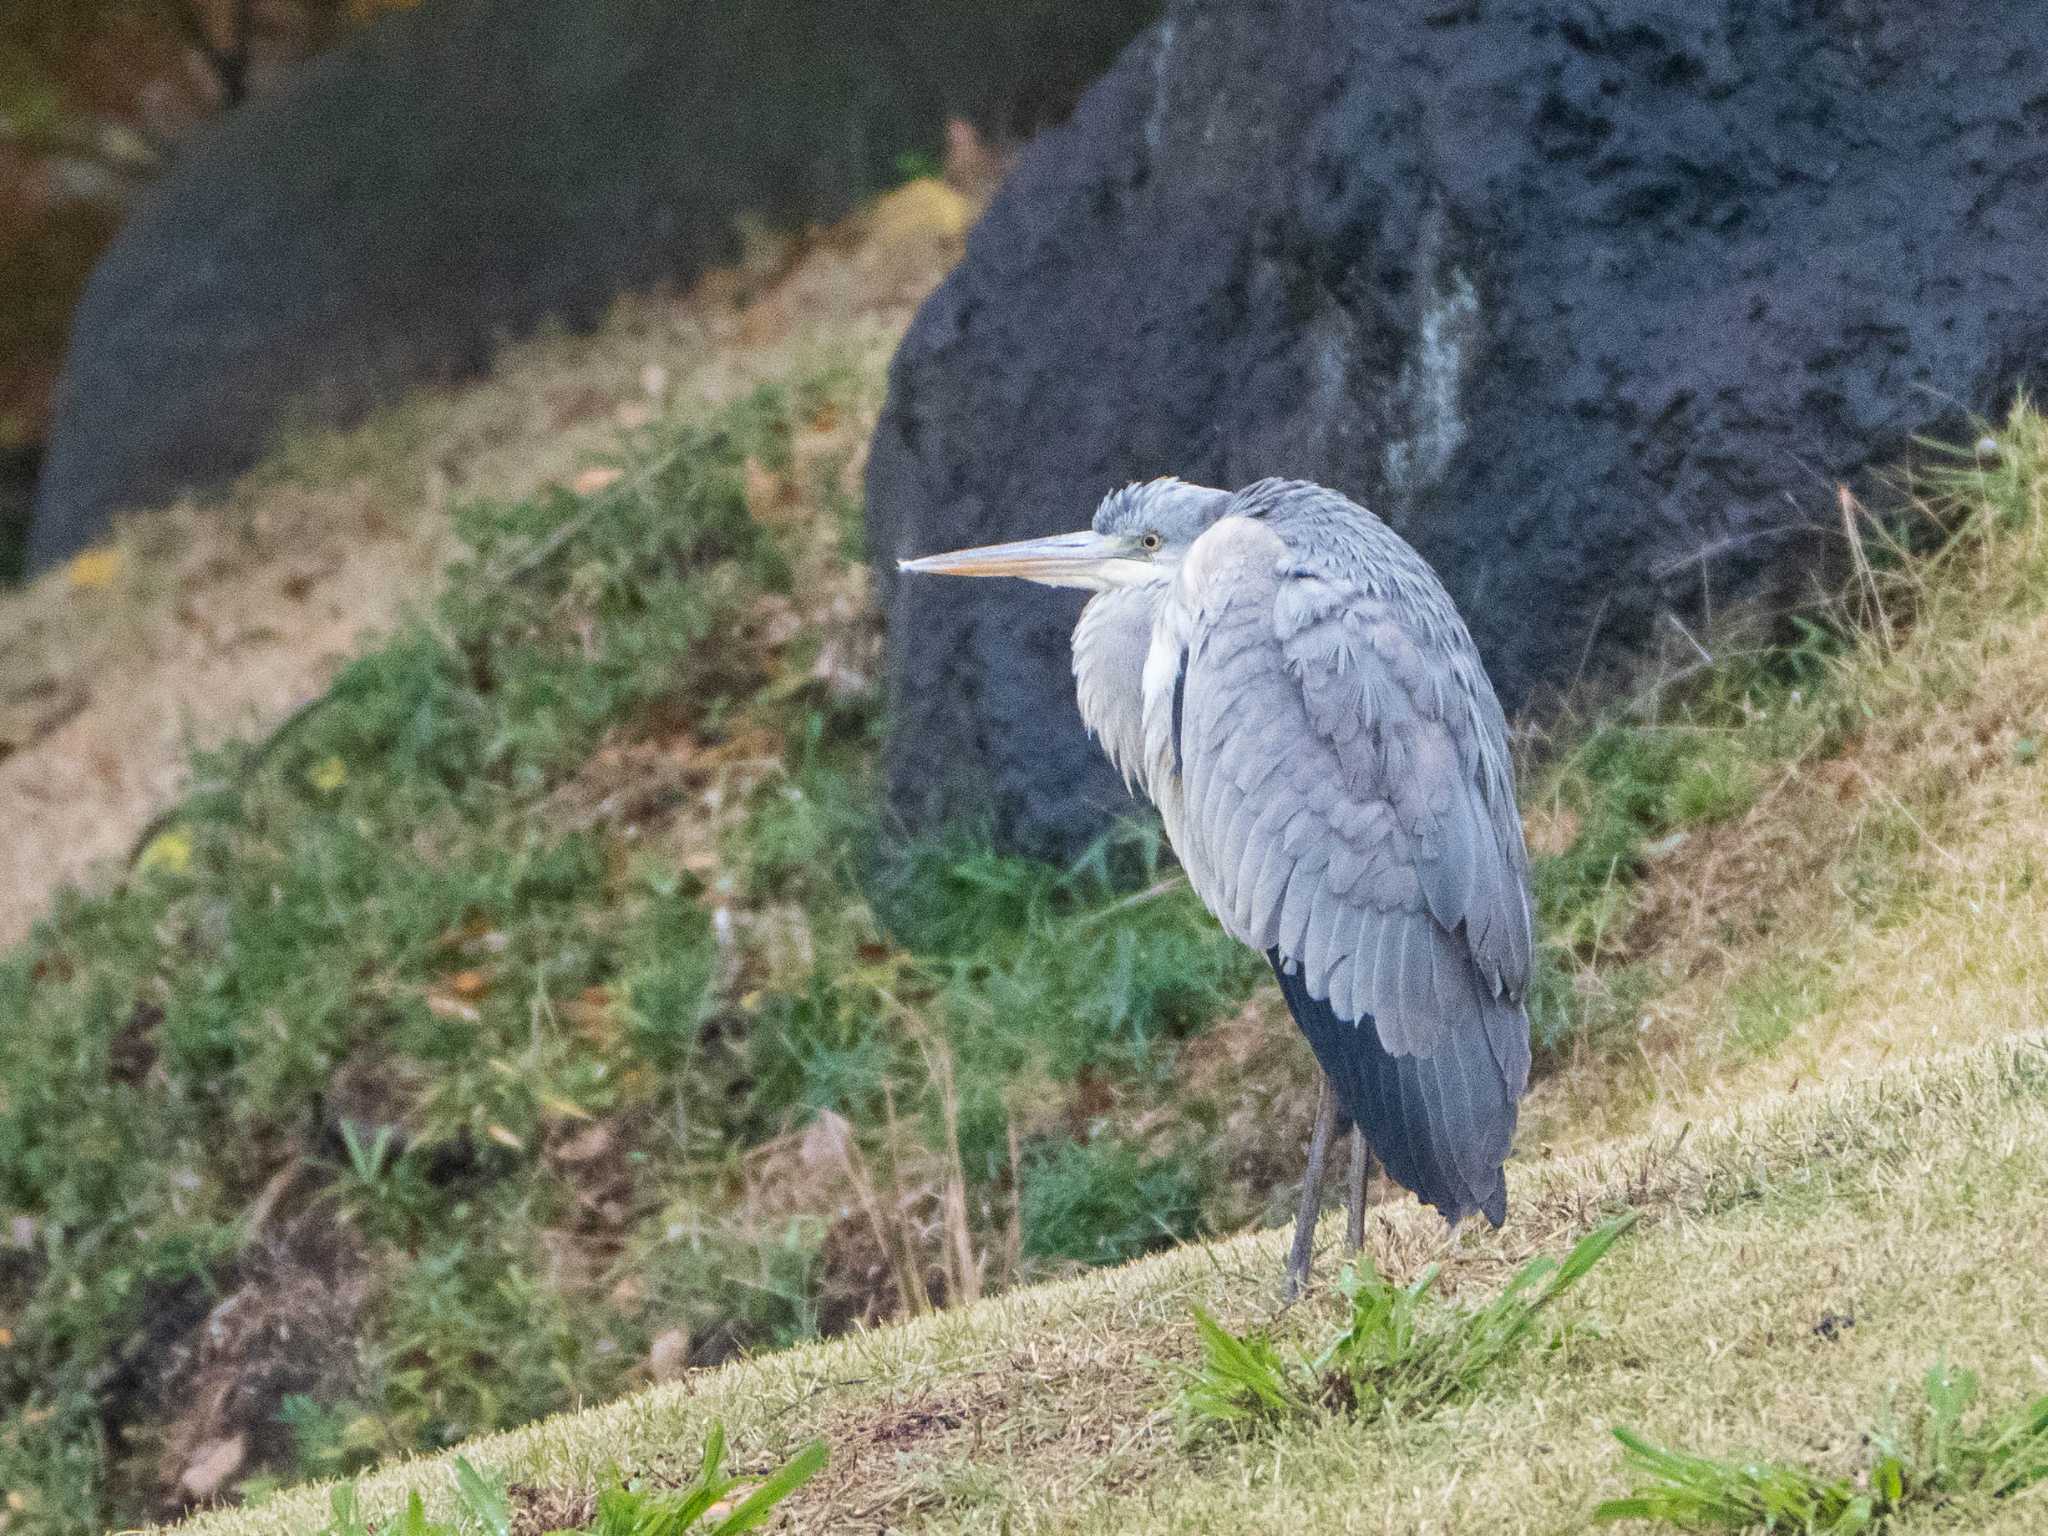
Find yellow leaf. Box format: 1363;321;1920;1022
538;1092;594;1123
307;756;348;794
866;178;973;245
65;547;123;591
138;826;194;875
0;1326;13;1347
485;1124;524;1151
573;466;623;496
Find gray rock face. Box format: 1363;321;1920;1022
868;0;2048;858
27;0;1157;570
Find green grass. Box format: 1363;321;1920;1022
7;339;2046;1533
1526;681;1838;1056
0;370;1255;1531
1519;413;2048;1064
143;1032;2048;1536
1178;1215;1634;1435
1723;956;1832;1058
311;1429;825;1536
1596;1361;2048;1532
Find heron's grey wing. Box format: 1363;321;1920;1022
1166;517;1532;1225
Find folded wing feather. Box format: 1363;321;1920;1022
1151;513;1533;1224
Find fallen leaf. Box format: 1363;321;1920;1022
426;993;481;1024
573;466;624;496
1643;830;1689;860
485;1124;524;1151
865;177;973;246
137;826;194;875
180;1434;246;1500
752;593;802;648
647;1326;691;1381
563;986;617;1044
802;1109;854;1170
548;1114;602;1163
449;969;489;997
65;547;123;591
553;1124;611;1165
743;457;792;523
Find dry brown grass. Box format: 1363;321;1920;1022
1525;417;2048;1153
155;1032;2048;1536
0;177;976;948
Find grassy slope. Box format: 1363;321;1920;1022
4;255;2045;1530
149;402;2048;1536
1519;411;2048;1153
171;1033;2048;1536
0;339;1262;1529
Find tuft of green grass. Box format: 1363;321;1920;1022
313;1430;825;1536
1724;956;1831;1058
1019;1137;1207;1267
1179;1214;1635;1434
1594;1361;2048;1532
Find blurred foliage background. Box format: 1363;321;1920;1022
0;0;420;446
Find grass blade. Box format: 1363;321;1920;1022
451;1456;511;1536
710;1439;829;1534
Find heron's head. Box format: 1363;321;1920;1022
897;477;1233;592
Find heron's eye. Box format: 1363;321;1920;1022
1140;531;1162;552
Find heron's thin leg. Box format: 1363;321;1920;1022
1345;1127;1369;1253
1285;1076;1340;1298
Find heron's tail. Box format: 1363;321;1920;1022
1267;950;1521;1227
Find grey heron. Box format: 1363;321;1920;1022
899;477;1533;1292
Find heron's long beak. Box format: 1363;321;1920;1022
897;530;1137;590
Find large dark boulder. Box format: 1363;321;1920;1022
27;0;1157;571
869;0;2048;857
0;445;37;585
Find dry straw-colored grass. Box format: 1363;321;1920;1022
158;1032;2048;1536
1527;414;2048;1152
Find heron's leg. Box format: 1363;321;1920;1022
1285;1075;1340;1298
1345;1126;1369;1253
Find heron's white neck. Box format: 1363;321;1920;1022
1071;585;1161;793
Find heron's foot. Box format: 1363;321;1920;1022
1427;1218;1475;1268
